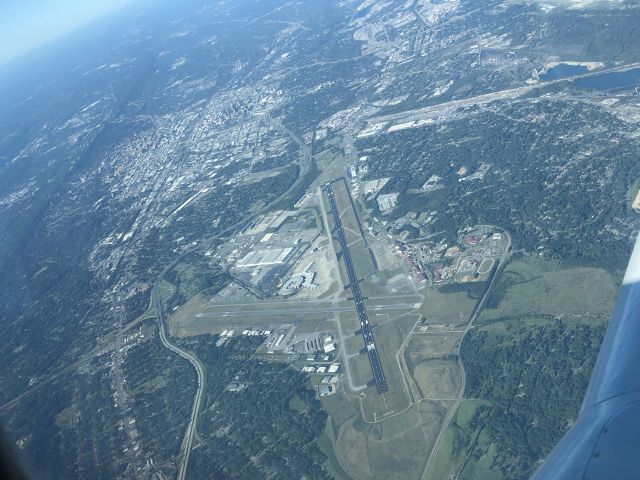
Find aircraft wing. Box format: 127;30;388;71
533;234;640;479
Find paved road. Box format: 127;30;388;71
152;257;205;480
421;229;512;480
324;181;388;394
368;62;640;127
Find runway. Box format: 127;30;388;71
196;303;416;318
324;181;389;394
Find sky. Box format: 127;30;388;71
0;0;135;65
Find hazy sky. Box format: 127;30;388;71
0;0;134;64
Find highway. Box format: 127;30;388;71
367;62;640;128
324;181;388;394
152;256;205;480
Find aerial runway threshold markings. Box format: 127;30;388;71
324;180;388;394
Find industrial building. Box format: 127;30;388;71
236;247;294;267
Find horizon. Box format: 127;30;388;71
0;0;135;65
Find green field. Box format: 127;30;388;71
412;359;461;400
480;256;617;324
418;288;478;327
405;333;463;362
157;279;176;307
349;241;377;279
348;351;375;388
324;397;447;480
426;256;615;480
317;425;354;480
427;400;497;480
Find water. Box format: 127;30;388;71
574;68;640;91
540;63;588;80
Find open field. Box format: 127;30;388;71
405;333;463;363
361;269;418;297
368;306;420;328
479;256;618;323
349;241;377;279
403;332;463;403
426;399;496;480
326;398;448;480
417;289;478;326
343;334;364;357
337;310;361;335
157;279;177;307
360;275;398;297
426;255;617;479
412;360;461;400
317;426;353;480
349;352;375;388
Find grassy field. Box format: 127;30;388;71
318;280;340;300
157;279;176;307
361;269;418;297
360;275;395;297
427;399;497;480
324;398;447;480
339;310;361;334
405;333;463;362
374;266;406;282
343;333;364;356
412;359;461;399
427;255;617;480
479;256;618;323
349;241;377;279
477;258;494;275
418;289;478;326
317;425;354;480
